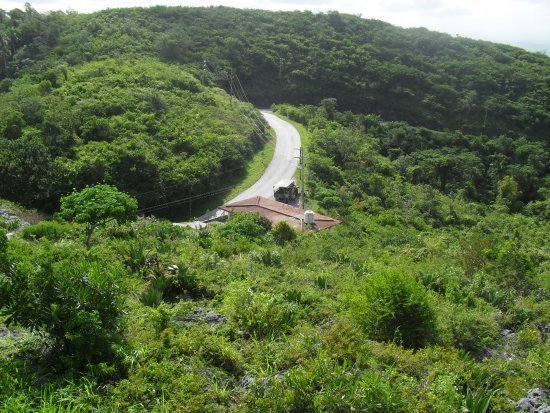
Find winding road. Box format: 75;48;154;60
227;110;301;203
177;111;301;226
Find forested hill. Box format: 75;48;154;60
1;5;549;139
0;58;269;210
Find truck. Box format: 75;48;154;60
273;179;299;203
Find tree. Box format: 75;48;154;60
496;175;522;212
59;184;137;248
0;130;53;206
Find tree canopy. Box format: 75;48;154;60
0;58;269;211
0;5;548;139
59;184;137;247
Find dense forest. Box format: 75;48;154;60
1;5;549;139
0;56;268;211
0;3;549;413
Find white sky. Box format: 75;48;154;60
3;0;550;53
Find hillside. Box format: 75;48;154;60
1;5;549;138
0;106;548;410
0;4;549;413
0;57;269;211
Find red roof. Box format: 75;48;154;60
220;196;341;231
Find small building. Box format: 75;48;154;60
219;196;341;231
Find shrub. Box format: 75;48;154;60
272;221;297;245
0;228;6;254
223;284;297;338
465;385;500;413
517;326;542;350
220;212;272;240
250;249;283;267
0;216;20;231
457;231;491;277
440;303;499;356
0;259;125;369
140;264;205;307
22;220;73;241
0;228;7;272
354;270;437;348
252;358;400;412
490;240;534;294
140;287;163;308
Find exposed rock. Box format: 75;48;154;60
517;398;533;412
172;307;226;328
240;375;255;389
0;209;30;231
501;329;517;339
0;326;26;343
167;264;179;274
539;323;549;342
516;388;549;412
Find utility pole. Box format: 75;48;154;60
228;72;235;105
200;60;207;85
299;147;306;210
275;51;285;103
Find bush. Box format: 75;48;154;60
0;216;20;231
354;270;437;348
440;303;499;356
250;249;283;267
223;284;297;338
22;220;72;241
0;228;6;254
0;228;7;271
220;212;272;240
140;264;205;307
0;258;125;369
272;221;297;245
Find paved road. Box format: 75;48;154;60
177;111;301;227
227;110;301;204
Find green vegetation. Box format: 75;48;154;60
0;3;548;413
0;57;269;212
1;189;547;411
1;257;125;371
59;184;137;248
1;99;548;408
22;220;73;241
1;5;548;139
352;269;437;348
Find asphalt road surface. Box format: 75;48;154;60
227;110;301;204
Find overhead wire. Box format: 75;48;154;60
135;61;273;216
203;61;268;142
137;185;236;215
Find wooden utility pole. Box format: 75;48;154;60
299;147;305;210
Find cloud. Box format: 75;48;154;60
378;0;445;12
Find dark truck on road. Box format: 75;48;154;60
273;179;299;203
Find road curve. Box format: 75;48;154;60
227;110;301;204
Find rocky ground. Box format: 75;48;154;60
516;388;550;412
0;208;30;239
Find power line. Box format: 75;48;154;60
202;61;268;142
137;185;236;215
136;62;272;216
134;163;251;201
